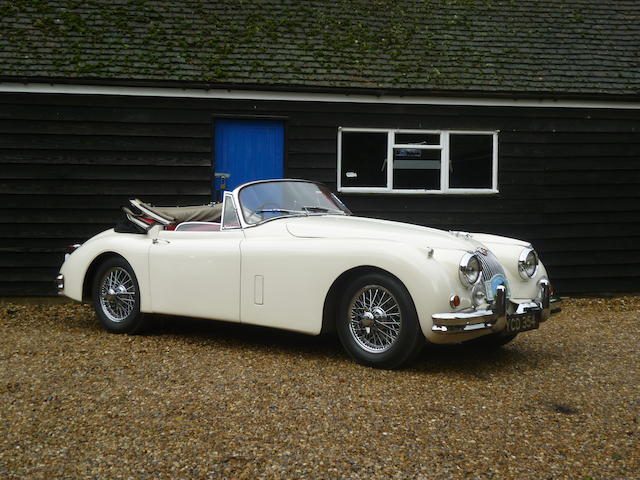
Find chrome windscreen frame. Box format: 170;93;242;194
233;179;350;229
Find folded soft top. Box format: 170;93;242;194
116;199;224;234
130;199;223;224
149;204;223;223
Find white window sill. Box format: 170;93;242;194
338;187;499;195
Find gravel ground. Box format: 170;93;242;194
1;297;638;479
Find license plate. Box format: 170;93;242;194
506;313;539;334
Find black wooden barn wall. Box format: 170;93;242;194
1;92;639;295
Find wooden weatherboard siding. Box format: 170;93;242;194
1;92;639;295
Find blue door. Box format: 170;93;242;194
214;119;284;198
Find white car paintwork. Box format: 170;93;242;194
59;180;550;345
149;228;245;322
61;229;154;310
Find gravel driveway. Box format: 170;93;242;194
1;297;638;479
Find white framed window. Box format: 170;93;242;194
337;128;498;194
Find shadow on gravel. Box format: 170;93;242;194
408;342;534;377
146;314;347;360
139;314;538;374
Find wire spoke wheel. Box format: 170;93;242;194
92;257;147;334
99;266;136;323
348;284;402;353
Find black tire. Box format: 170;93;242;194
336;272;423;369
467;332;518;348
91;256;148;334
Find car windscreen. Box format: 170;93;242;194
239;181;351;225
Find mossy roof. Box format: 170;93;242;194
1;0;639;97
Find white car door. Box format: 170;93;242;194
148;194;244;322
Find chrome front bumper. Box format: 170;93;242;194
431;282;561;334
55;274;64;296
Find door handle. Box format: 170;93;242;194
152;238;171;245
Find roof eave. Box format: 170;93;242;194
1;75;639;103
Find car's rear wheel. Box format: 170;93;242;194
92;257;147;334
337;272;423;369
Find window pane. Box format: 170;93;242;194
393;148;441;190
222;195;241;229
449;134;493;189
239;180;350;224
341;132;388;187
395;133;440;146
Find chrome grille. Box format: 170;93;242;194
477;249;506;282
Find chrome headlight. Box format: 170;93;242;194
518;247;539;279
459;252;481;287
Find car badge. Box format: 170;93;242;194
485;274;509;301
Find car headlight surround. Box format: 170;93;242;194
459;252;482;288
518;247;539;279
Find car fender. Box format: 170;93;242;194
59;229;153;311
240;234;464;337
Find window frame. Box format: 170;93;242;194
221;191;242;230
337;127;499;194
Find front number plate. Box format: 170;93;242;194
506;313;539;334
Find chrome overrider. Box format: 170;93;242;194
431;280;561;333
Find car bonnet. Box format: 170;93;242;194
285;215;476;251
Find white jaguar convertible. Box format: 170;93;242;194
57;179;560;368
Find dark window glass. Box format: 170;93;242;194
341;132;388;187
392;148;441;190
395;133;440;146
449;134;493;189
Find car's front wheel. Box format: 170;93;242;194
337;272;423;369
92;257;147;334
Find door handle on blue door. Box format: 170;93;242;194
215;172;231;191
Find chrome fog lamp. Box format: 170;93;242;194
459;252;481;287
472;282;487;306
518;247;539;279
